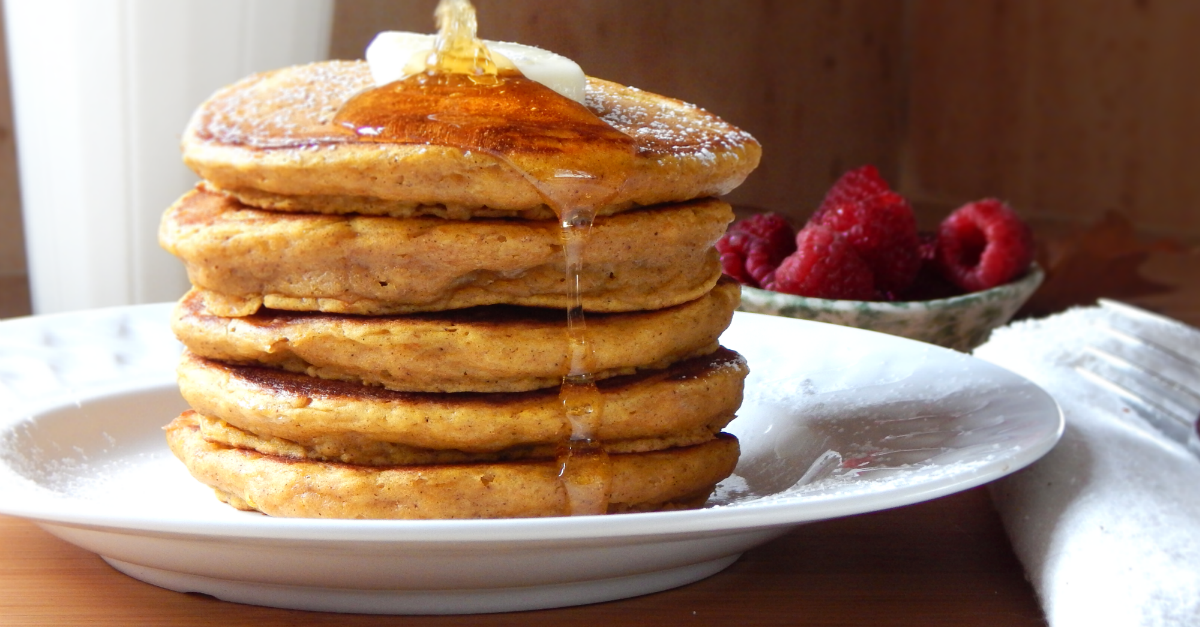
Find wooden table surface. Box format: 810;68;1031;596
1;247;1196;626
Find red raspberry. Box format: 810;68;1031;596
718;237;753;285
716;213;796;288
808;190;921;293
935;199;1034;292
730;212;795;249
717;233;763;286
765;225;875;300
812;164;891;221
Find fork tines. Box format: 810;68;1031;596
1075;300;1200;452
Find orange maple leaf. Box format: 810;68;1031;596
1019;211;1184;318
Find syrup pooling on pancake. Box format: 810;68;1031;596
333;0;630;515
331;72;634;208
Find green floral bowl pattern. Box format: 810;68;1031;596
737;265;1044;352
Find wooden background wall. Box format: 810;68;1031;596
0;5;28;316
905;0;1200;236
2;0;1198;315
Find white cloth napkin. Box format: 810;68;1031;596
974;307;1200;627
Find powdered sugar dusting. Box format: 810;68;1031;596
587;81;756;158
191;60;758;159
194;61;373;148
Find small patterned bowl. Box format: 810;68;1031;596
737;265;1045;352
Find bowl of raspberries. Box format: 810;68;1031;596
721;165;1043;352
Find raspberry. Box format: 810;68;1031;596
716;213;796;288
812;164;891;222
730;212;795;250
935;199;1034;292
717;233;762;286
808;190;921;293
765;225;875;300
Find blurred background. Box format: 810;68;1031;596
0;0;1197;318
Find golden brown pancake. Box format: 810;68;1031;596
160;188;731;317
193;411;728;465
171;277;740;393
182;61;761;220
178;347;748;460
166;412;740;519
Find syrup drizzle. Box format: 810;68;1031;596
556;206;609;515
333;0;633;515
428;0;507;79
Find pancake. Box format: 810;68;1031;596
182;61;761;220
166;412;740;519
193;411;729;465
160;188;731;317
171;276;740;393
178;347;748;459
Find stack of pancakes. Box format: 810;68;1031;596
159;60;761;518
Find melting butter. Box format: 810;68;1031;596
366;32;586;103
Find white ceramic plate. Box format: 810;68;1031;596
0;305;1062;615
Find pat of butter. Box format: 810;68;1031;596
366;31;587;104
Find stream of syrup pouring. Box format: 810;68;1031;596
333;0;637;515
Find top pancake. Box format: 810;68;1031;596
182;61;761;219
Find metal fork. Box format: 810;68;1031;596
1075;299;1200;454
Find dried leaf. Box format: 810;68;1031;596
1019;211;1184;318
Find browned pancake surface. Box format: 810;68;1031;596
178;347;747;458
182;61;760;218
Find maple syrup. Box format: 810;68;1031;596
427;0;506;79
334;0;633;515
